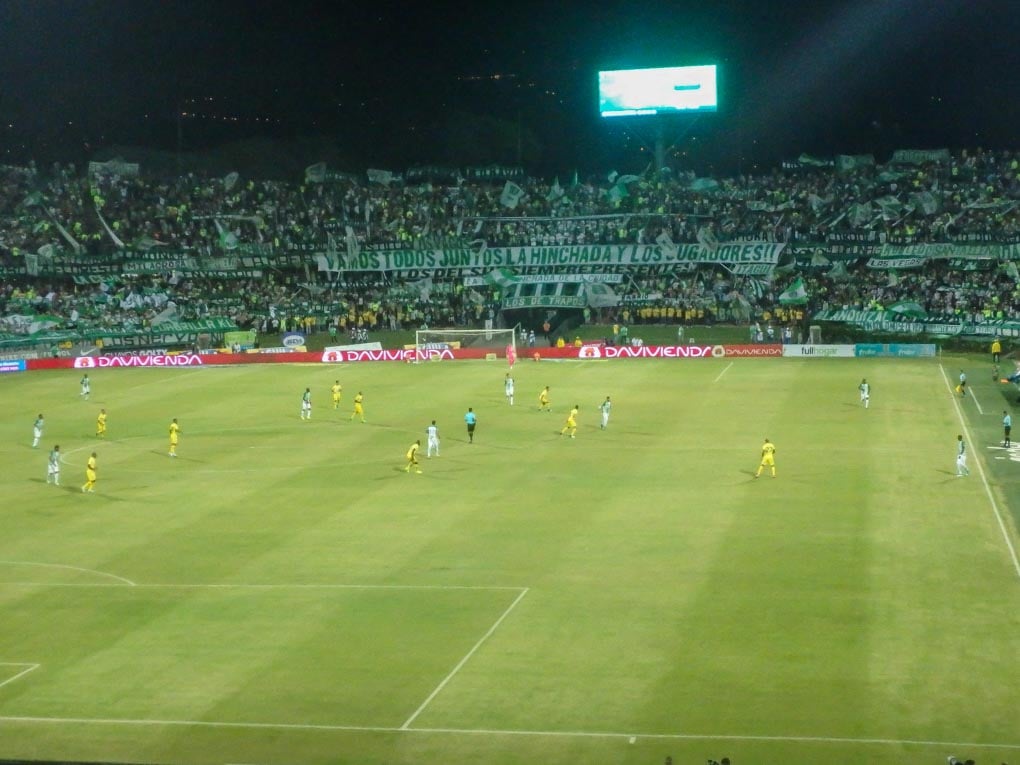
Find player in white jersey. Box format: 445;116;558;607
47;445;61;485
858;378;870;409
32;414;44;448
80;374;90;400
301;388;312;420
504;373;515;406
956;435;970;477
426;419;440;457
599;397;611;429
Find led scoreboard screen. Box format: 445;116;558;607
599;65;718;117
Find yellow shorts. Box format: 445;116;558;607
353;404;364;415
86;469;96;482
760;456;775;467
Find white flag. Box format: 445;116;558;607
655;230;678;257
367;169;394;186
499;181;525;209
585;282;619;308
344;225;361;266
696;225;718;253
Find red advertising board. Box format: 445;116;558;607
24;344;783;372
720;344;783;357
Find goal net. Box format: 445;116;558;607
415;327;517;364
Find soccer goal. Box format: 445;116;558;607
415;327;517;363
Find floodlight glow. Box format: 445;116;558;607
599;65;718;117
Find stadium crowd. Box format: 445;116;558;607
2;147;1019;339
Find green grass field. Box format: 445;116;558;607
1;354;1018;765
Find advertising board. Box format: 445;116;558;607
782;345;857;358
854;344;937;358
721;344;783;357
0;359;26;373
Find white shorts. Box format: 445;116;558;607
33;427;42;439
48;465;58;476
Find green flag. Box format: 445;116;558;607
887;300;928;319
778;277;808;305
689;177;720;192
304;163;327;183
797;153;830;168
484;268;518;288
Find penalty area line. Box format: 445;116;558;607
0;561;136;586
713;361;733;383
401;587;529;730
939;364;1020;581
0;663;39;691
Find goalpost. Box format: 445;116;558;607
415;327;518;363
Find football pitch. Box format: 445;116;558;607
1;355;1018;765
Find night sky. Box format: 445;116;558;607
1;0;1017;175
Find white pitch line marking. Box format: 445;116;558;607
401;587;530;730
713;361;733;383
940;364;1020;580
0;663;39;691
969;386;985;415
0;715;1018;751
0;561;136;586
0;582;525;592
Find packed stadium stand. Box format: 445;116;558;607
2;148;1018;348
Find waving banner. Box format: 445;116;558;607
814;308;1020;338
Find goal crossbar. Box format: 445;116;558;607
414;328;517;363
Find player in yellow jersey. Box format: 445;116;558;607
168;418;180;457
350;392;365;422
404;440;422;473
331;380;343;409
538;386;551;412
82;451;97;493
560;404;579;438
754;438;776;478
96;409;107;438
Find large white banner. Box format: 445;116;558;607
462;273;623;286
346;242;786;273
